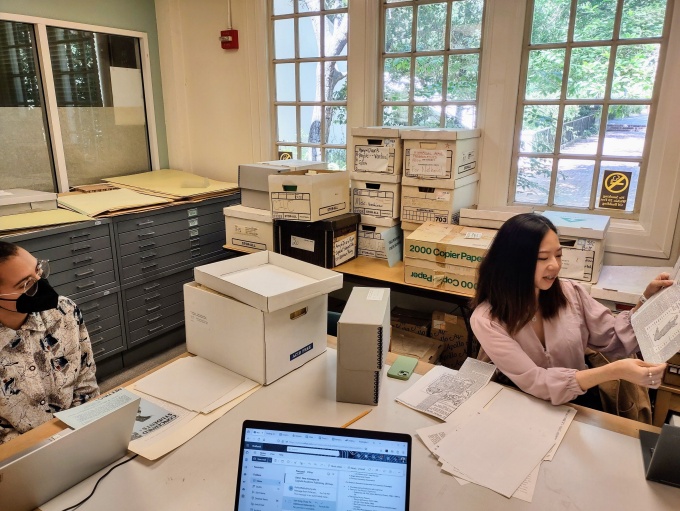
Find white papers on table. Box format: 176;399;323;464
54;388;140;428
631;283;680;363
395;358;495;420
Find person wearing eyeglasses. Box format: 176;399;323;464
0;241;99;444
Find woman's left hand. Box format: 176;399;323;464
642;272;674;301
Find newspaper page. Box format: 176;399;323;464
631;284;680;364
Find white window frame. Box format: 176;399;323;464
0;12;160;192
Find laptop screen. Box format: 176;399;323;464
235;420;411;511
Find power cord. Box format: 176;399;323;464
60;454;139;511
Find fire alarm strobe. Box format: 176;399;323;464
220;29;239;50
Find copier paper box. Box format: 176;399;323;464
404;222;496;268
337;287;391;405
269;170;350;222
223;205;273;253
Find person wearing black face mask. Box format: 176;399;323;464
0;241;99;444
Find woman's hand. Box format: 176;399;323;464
642;272;674;301
611;358;667;388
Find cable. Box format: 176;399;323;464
60;454;139;511
226;0;233;29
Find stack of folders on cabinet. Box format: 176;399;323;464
396;360;576;502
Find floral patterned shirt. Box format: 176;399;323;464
0;296;100;444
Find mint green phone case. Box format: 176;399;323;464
387;355;418;380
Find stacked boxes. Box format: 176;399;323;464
459;206;534;229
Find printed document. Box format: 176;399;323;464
631;283;680;363
55;388;139;428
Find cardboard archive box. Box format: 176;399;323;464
223;205;273;253
390;306;431;337
274;213;360;268
357;221;403;261
459;206;534;229
189;252;343;384
430;311;468;369
350;127;402;181
269;169;350;222
238;160;326;210
541;211;610;283
0;189;57;216
336;287;391;405
390;328;444;365
400;173;478;225
401;128;480;188
351;178;401;220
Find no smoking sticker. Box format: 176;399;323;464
598;170;632;210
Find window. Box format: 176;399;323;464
511;0;671;216
379;0;485;128
270;0;349;169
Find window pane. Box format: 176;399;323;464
567;46;610;99
447;54;479;101
574;0;616;41
515;157;552;205
325;13;347;57
325;0;348;9
450;0;483;49
325;148;346;169
299;62;320;101
525;49;565;100
277;105;297;142
325;106;346;144
301;145;323;161
0;21;54;191
414;56;444;102
620;0;667;39
273;0;293;15
299;16;320;58
277;145;298;159
596;161;640;212
416;3;447;52
383;57;410;102
531;0;570;44
385;7;412;54
445;105;476;129
276;63;296;102
603;105;648;158
611;44;659;100
553;159;595;207
520;105;559;153
560;105;602;155
274;19;295;59
48;28;150;186
413;105;441;127
383;105;409;126
328;60;347;101
298;0;318;13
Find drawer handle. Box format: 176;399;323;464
139;242;156;250
141;263;158;271
138;231;155;238
72;245;92;253
143;283;160;291
191;248;201;257
75;269;95;277
146;305;162;313
70;232;91;240
93;347;106;356
77;281;97;290
92;336;105;345
148;324;165;333
137;220;154;227
145;293;162;302
89;325;103;334
147;315;163;323
88;314;102;322
140;252;157;261
80;302;100;313
190;239;200;247
73;256;93;265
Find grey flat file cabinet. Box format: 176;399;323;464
1;193;240;377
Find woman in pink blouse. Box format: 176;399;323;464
470;213;671;406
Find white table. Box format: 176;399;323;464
40;349;679;510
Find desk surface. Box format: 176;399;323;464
26;346;678;511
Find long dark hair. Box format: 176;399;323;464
471;213;567;334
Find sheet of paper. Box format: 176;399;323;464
512;464;540;503
104;169;238;198
54;388;139;428
133;357;251;413
395;359;495;420
58;188;170;216
435;408;554;498
0;209;91;233
444;381;504;425
125;389;198;447
631;283;680;363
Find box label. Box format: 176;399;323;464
353;188;395;217
291;236;315;252
407;243;485;264
319;202;346;217
560;246;595;282
231;238;267;251
234;223;261;238
407;149;451;178
334;232;357;266
367;289;385;301
290;343;313;361
271;192;312;221
354;146;392;174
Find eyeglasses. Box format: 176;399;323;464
0;259;50;298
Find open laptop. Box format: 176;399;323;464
639;424;680;488
234;420;412;511
0;396;139;511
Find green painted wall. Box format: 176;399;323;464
0;0;168;168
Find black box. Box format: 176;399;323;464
274;213;360;268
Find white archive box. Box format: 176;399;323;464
541;210;610;283
351;179;401;220
337;287;391;405
269;169;350;222
401;128;480;188
0;189;57;216
350;126;402;181
223;205;273;253
459;206;534;229
358;222;403;261
590;265;673;309
400;173;479;225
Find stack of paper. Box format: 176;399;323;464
0;209;92;235
104;169;238;201
58;188;173;217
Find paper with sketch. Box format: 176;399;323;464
631;284;680;363
55;388;139;428
395;359;495;420
133;357;257;413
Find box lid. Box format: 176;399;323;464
194;251;342;312
460;206;534;221
0;189;57;206
351;126;401;138
274;213;360;231
540;211;610;239
257;159;328;170
407;222;496;246
399;128;481;141
223;205;272;223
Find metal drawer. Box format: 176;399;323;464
128;300;185;333
89;324;123;347
127;291;184;322
85;314;121;339
57;271;117;297
82;303;120;327
92;336;125;361
120;231;225;268
116;201;228;233
125;277;192;311
118;220;224;256
32;236;112;262
78;292;119;317
124;268;194;301
15;224;110;253
129;311;185;345
47;248;113;274
121;243;225;281
50;259;115;287
117;212;223;245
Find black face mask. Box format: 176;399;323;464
0;278;59;314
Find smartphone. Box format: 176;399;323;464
387;356;418;380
